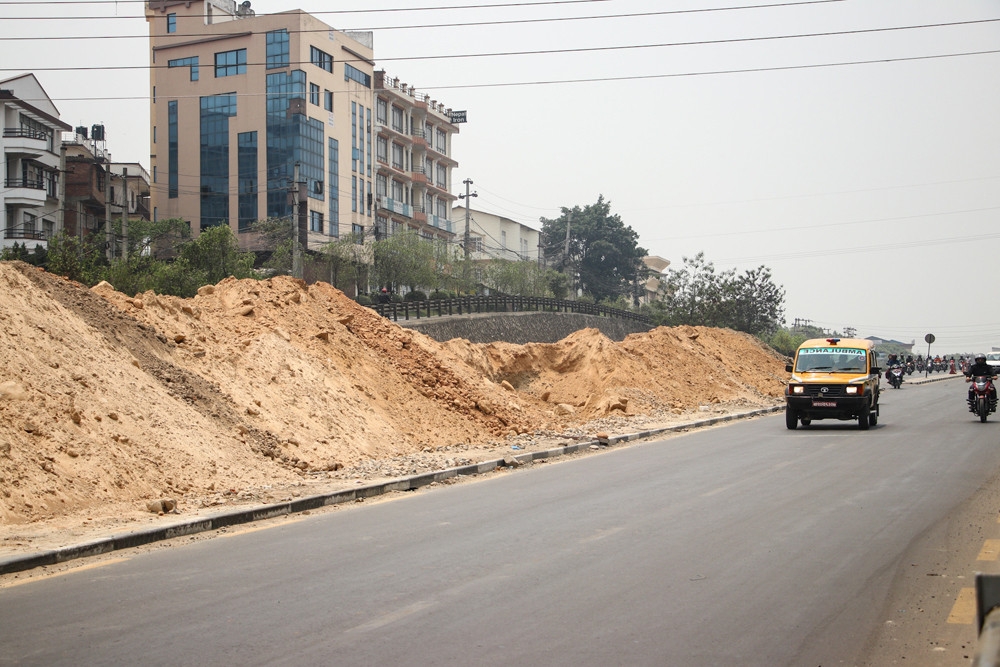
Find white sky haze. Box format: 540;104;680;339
2;0;998;351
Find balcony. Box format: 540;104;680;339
2;224;51;250
378;196;412;219
3;178;46;207
3;129;48;158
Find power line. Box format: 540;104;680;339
10;47;1000;105
0;0;845;22
7;18;998;68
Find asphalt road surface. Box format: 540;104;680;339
1;376;996;666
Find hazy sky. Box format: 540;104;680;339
3;0;998;351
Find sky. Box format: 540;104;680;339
2;0;999;352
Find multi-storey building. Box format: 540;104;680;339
373;72;459;243
63;128;152;258
146;0;459;254
1;74;71;251
449;206;541;264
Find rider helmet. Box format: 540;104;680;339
976;354;987;363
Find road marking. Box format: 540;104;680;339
579;526;626;544
345;600;435;633
978;539;1000;561
701;484;734;497
0;557;130;588
947;587;977;624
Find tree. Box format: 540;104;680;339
656;252;734;327
371;230;434;294
44;232;104;285
540;196;646;302
176;224;257;286
723;265;786;337
481;259;551;296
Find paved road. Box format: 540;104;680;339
1;377;994;666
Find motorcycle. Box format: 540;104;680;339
887;365;904;389
916;360;925;373
905;361;915;375
967;375;998;423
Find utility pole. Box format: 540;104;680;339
121;167;128;261
292;162;303;279
459;178;477;261
104;158;113;261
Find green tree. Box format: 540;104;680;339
481;259;552;296
176;224;257;285
657;252;734;327
723;265;786;337
250;217;294;276
44;232;104;284
371;230;434;294
540;196;647;302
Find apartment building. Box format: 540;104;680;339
63;128;152;258
1;74;71;251
373;72;460;243
450;206;541;264
147;0;460;254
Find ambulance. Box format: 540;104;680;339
784;338;881;430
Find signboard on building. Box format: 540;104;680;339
449;110;467;124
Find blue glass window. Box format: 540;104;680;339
166;13;176;33
215;49;246;77
200;94;237;228
302;117;324;201
238;131;257;232
310;46;333;73
266;29;289;69
168;56;199;81
352;176;357;213
310;210;323;233
168;100;178;199
324;90;333;112
344;64;370;88
328;137;339;237
310;83;320;106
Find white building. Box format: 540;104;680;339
1;74;71;251
450;206;540;263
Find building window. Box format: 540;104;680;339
376;136;387;164
310;210;323;233
436;128;447;153
351;102;358;172
390;105;403;133
200;93;237;228
352;177;357;212
376;98;387;125
501;230;507;249
324;90;333;111
266;29;289;69
376;174;386;198
344;64;370;88
215;49;246;77
237;131;257;232
436;198;447;219
352;223;364;243
328;137;339;237
168;56;199;81
391;179;403;201
391;143;403;170
166;13;176;33
310;83;320;106
358;105;366;174
302;117;324;201
168;100;178;198
436;164;447;189
310;46;333;73
265;69;307;219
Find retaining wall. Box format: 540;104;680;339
396;311;654;344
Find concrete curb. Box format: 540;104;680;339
0;405;783;576
906;373;965;385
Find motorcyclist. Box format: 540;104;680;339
965;354;998;403
886;355;904;387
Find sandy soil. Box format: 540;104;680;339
0;261;786;555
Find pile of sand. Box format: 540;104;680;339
0;261;786;527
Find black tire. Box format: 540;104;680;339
800;418;811;426
858;401;871;430
869;408;878;426
980;397;988;423
785;408;798;430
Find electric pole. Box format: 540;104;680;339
104;158;112;261
459;178;477;261
292;162;303;279
121;167;128;261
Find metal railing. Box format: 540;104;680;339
3;226;49;241
369;294;650;324
4;177;44;190
3;128;49;140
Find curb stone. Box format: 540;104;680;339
0;405;783;576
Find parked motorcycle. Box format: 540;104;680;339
968;375;998;423
887;365;904;389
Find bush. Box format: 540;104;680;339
429;289;451;300
404;290;426;302
355;294;372;305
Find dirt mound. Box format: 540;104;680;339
0;261;786;528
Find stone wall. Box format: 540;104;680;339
395;312;654;344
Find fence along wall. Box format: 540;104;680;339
396;311;654;344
